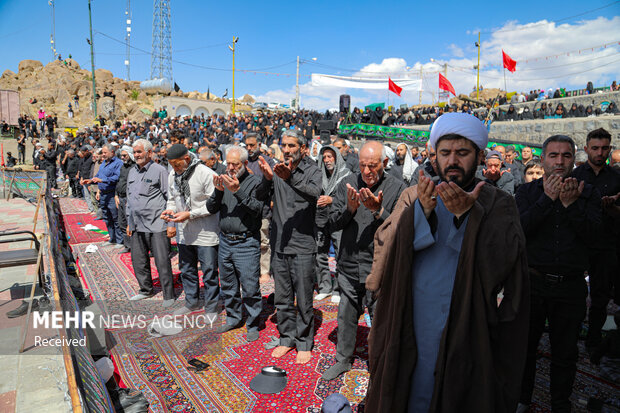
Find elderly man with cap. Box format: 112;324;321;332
161;144;220;316
88;143;124;247
114;146;135;253
476;150;516;195
321;141;406;381
125;139;176;306
364;112;529;412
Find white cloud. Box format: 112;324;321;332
448;44;465;58
254;16;620;110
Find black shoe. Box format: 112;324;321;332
119;247;131;254
321;361;352;381
216;321;244;334
7;300;38;318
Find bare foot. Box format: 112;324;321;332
296;350;312;364
271;345;294;358
259;273;271;284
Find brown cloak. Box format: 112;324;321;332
365;183;530;413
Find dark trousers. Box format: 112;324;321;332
336;270;375;363
130;231;174;299
520;276;586;412
117;196;130;248
18;146;25;164
178;243;219;313
69;177;81;197
99;192;122;244
272;252;315;351
316;229;341;295
218;235;262;331
46;167;57;188
587;249;619;348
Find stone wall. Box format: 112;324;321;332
488;116;619;147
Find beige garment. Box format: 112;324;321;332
260;217;271;275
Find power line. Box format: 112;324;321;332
479;1;620;34
449;56;620;81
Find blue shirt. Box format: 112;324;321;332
408;198;468;412
95;156;122;193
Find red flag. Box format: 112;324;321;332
0;143;4;167
502;50;517;72
438;73;456;96
388;77;402;96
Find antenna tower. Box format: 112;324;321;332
125;0;131;80
151;0;172;80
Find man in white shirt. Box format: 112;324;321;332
161;144;220;315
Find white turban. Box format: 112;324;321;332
429;112;488;151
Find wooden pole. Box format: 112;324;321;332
5;169;17;201
19;241;43;353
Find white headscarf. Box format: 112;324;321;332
397;143;419;183
309;140;323;162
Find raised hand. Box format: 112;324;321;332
543;175;562;201
213;175;225;191
221;174;240;193
559;177;584;208
346;183;360;213
482;168;506;182
273;160;294;180
258;156;274;181
317;195;333;208
359;187;383;212
417;169;437;218
437;181;485;218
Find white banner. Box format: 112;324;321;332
311;73;422;91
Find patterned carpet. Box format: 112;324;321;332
60;196;619;412
62;213;109;245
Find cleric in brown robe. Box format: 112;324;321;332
364;112;530;412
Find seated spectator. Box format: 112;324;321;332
606;101;618;115
554;103;567;118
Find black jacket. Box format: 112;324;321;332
116;161;134;197
206;171;263;236
78;154;94;179
328;172;406;281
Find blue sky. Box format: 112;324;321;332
1;0;619;110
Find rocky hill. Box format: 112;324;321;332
0;59;253;128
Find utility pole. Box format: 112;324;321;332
295;56;300;110
419;66;423;105
125;0;131;80
476;32;481;101
50;0;57;60
88;0;97;119
229;36;239;114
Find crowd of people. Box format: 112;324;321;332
9;107;620;412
